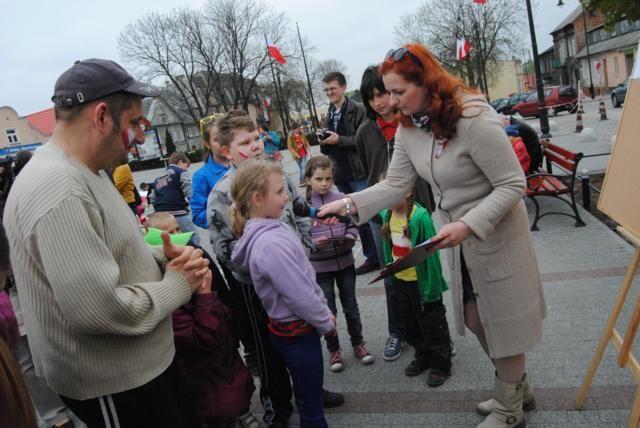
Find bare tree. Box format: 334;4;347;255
205;0;294;110
119;9;225;121
395;0;526;92
119;0;296;120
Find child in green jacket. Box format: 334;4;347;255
380;190;452;387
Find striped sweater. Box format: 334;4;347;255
3;142;192;400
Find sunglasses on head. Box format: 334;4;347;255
385;47;423;68
199;114;218;135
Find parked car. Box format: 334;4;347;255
611;79;628;108
490;97;508;111
496;92;531;115
512;85;577;117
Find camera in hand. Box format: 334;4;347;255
317;128;331;141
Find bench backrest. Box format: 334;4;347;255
541;139;583;174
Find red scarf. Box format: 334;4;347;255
376;117;398;142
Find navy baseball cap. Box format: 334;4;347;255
51;58;160;107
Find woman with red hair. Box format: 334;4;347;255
320;44;545;428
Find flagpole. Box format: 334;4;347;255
275;66;290;134
264;35;289;137
296;22;319;132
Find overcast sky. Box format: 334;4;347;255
1;0;580;115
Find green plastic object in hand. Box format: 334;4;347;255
144;227;194;246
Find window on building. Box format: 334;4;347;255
170;128;180;143
4;128;19;145
614;57;620;75
186;126;199;138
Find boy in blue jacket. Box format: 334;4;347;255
191;116;230;228
151;152;199;245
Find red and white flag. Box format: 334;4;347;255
456;37;472;61
473;0;487;4
267;42;287;65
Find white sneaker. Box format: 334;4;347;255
329;350;344;372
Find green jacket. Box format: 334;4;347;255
380;203;448;302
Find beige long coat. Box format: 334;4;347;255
351;96;546;358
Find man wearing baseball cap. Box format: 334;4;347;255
3;59;209;427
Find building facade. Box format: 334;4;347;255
0;106;53;155
576;16;640;91
551;5;638;93
487;59;525;100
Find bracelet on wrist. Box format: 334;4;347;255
342;198;351;216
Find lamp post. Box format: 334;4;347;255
582;10;596;98
525;0;551;138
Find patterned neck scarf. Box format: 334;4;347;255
410;113;431;131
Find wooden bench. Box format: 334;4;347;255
526;139;586;231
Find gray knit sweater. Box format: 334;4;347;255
3;142;192;400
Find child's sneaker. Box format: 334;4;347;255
404;359;429;376
354;342;375;365
427;368;450;387
236;411;260;428
329;350;344;372
383;336;402;361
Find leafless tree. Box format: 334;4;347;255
119;8;225;121
205;0;295;110
395;0;526;92
119;0;295;120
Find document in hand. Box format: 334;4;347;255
368;237;445;284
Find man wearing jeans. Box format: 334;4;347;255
319;71;379;274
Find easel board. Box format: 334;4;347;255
597;76;640;237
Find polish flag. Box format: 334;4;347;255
456;37;472;61
267;42;287;65
473;0;487;4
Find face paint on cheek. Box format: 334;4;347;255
121;128;136;150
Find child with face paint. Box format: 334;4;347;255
207;110;345;426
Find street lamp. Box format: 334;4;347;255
557;0;595;98
525;0;551;138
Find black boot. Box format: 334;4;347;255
322;388;345;408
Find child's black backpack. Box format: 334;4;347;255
510;117;542;174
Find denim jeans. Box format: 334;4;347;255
175;213;200;246
270;331;328;428
336;179;378;264
369;220;405;340
316;265;363;352
296;156;308;183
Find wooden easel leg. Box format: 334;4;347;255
630;383;640;428
619;290;640;367
576;248;640;410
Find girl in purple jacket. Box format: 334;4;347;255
304;155;374;373
230;160;335;428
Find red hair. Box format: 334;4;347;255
380;43;479;141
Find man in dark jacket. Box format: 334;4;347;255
320;71;378;274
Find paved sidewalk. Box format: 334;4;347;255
134;110;638;426
310;196;637;427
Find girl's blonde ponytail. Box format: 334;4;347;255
229;159;285;236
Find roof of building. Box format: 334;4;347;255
24;108;55;135
552;5;582;34
539;46;555;57
575;29;640;58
